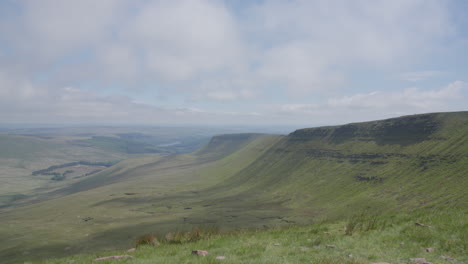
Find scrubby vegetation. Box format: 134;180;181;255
39;209;466;264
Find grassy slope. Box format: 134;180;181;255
1;112;467;263
41;210;467;264
205;112;468;221
0;134;281;263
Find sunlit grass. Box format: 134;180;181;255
40;209;466;264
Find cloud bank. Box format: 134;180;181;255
0;0;466;126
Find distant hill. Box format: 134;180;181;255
0;111;467;263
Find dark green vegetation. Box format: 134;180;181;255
32;161;116;176
0;112;467;263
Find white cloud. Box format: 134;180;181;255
0;72;263;125
258;41;343;94
96;44;138;82
274;81;468;124
0;0;465;125
250;0;452;93
328;81;466;110
123;0;246;82
3;0;124;66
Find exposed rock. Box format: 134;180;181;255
326;244;336;248
415;222;432;228
192;250;209;256
127;248;136;252
215;256;226;260
410;257;432;264
425;248;434;253
348;254;353;258
440;256;457;262
93;255;133;261
273;243;281;246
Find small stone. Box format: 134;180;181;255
324;232;332;235
369;262;390;264
400;242;405;246
415;222;432;228
127;248;136;252
410;257;432;264
425;248;434;253
215;256;225;260
192;250;209;256
93;255;133;261
273;243;281;246
348;254;353;258
326;244;336;248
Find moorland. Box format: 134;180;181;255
0;112;466;264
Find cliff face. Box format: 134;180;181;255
289;113;442;145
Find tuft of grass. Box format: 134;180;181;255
163;225;222;244
345;210;389;236
135;234;159;247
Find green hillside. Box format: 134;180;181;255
208;111;468;220
0;112;467;263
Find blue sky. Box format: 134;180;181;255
0;0;467;126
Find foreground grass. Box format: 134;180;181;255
38;209;466;264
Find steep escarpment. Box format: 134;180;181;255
207;112;468;219
289;112;443;145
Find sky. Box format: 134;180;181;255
0;0;467;127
